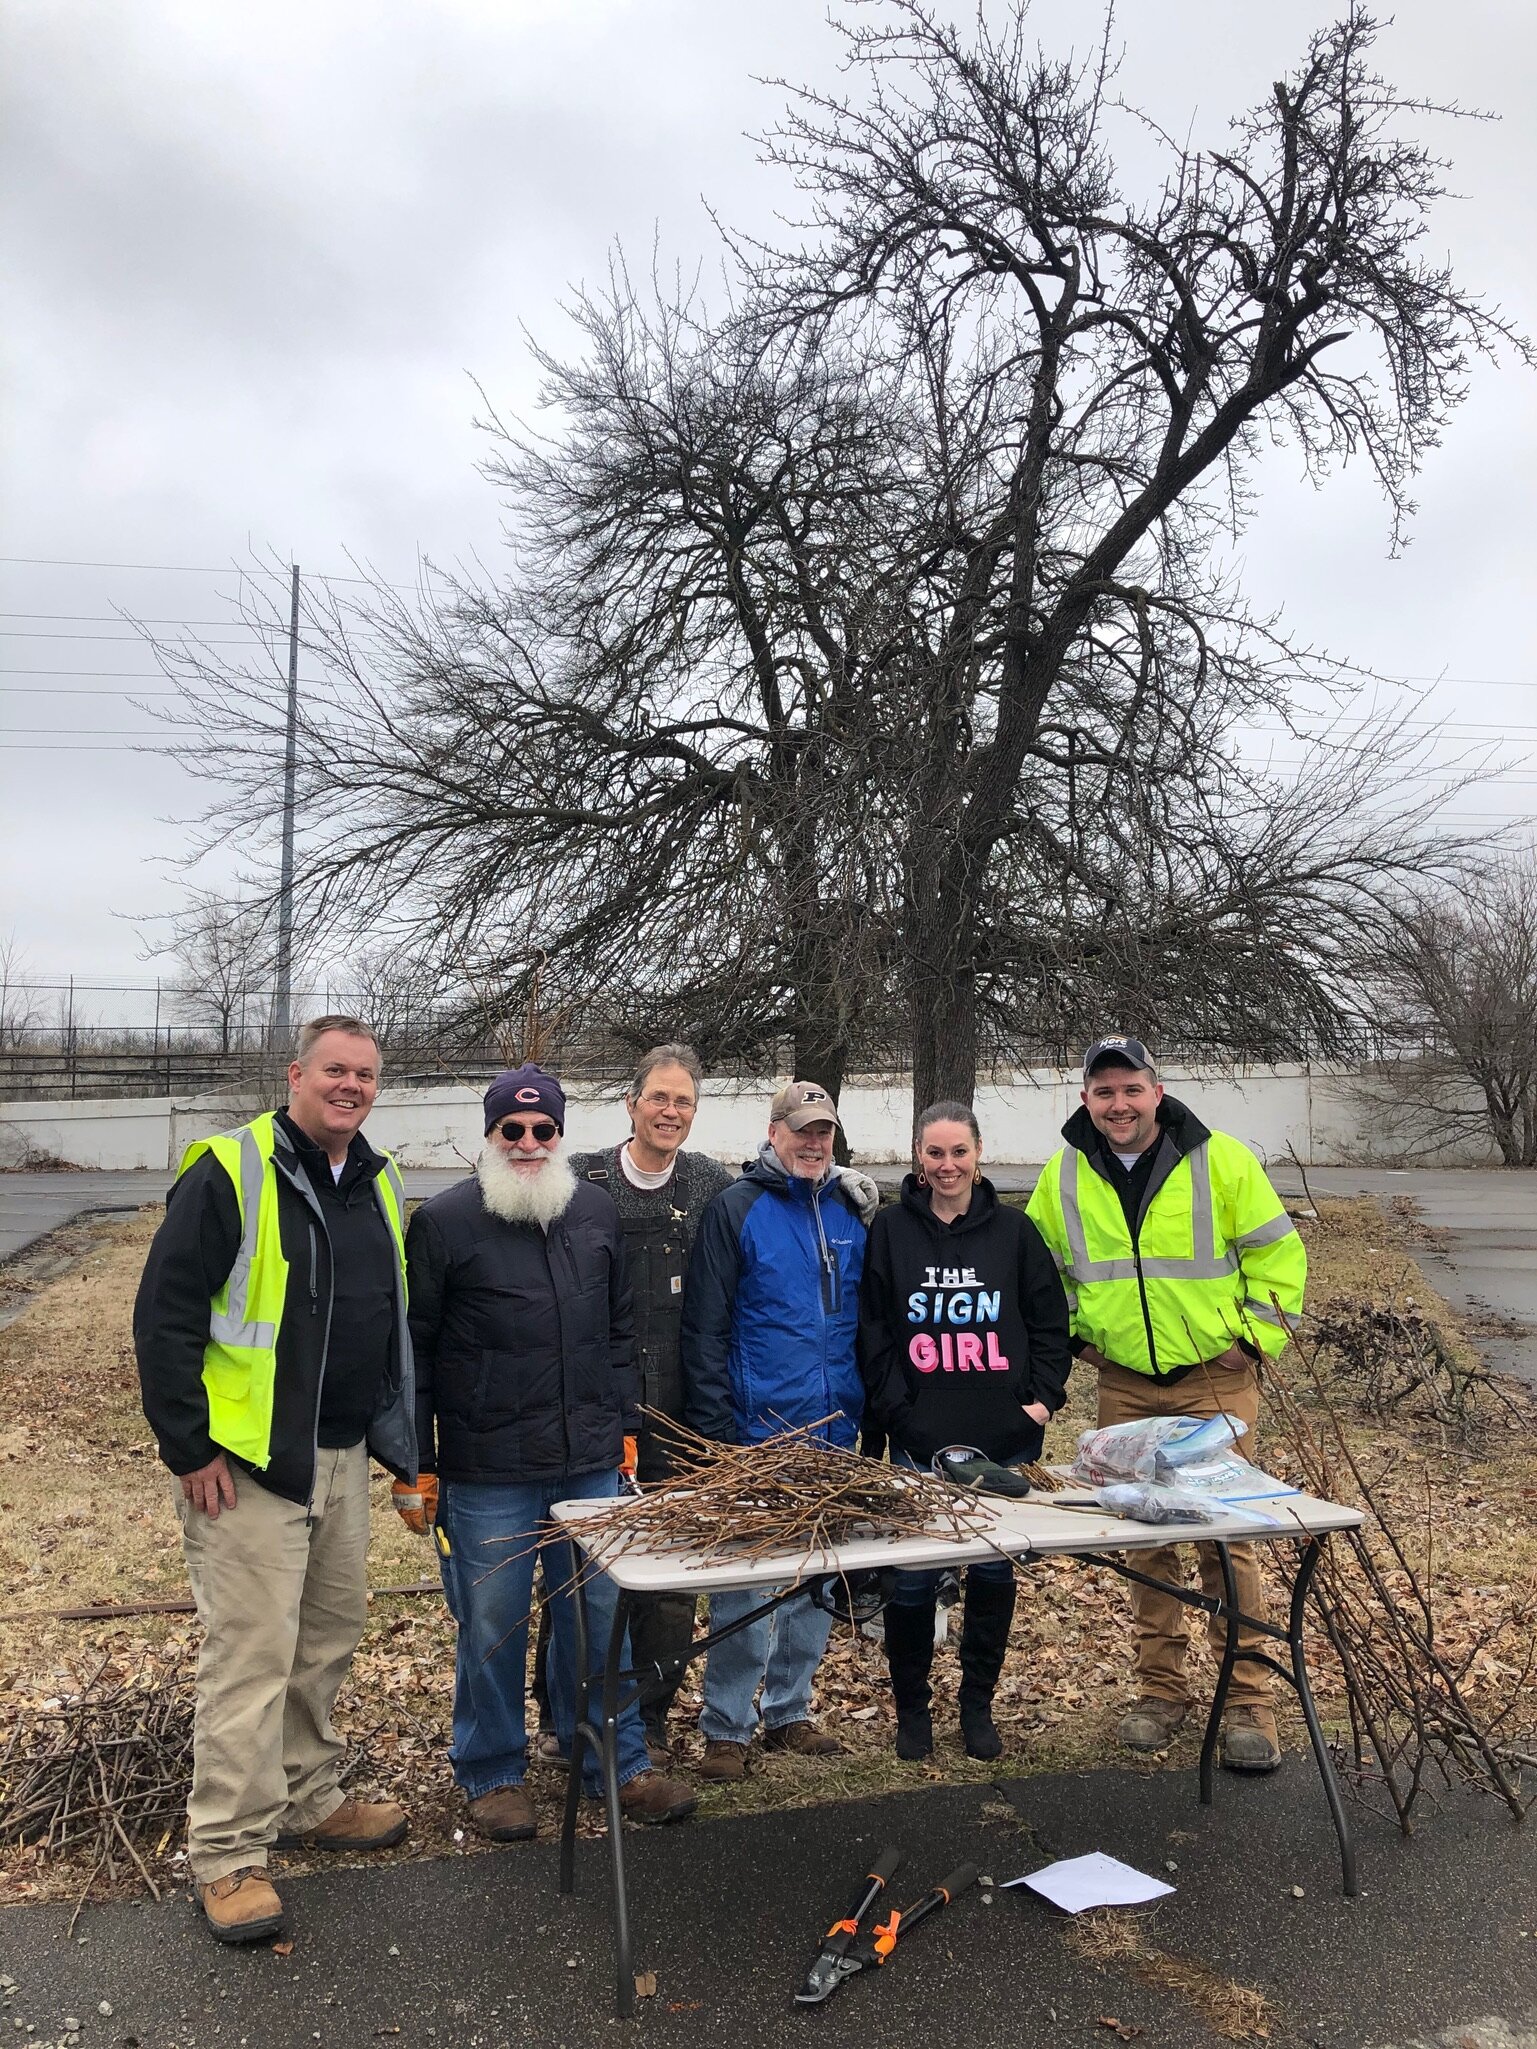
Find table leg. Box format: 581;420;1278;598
558;1571;591;1897
601;1590;636;2019
1289;1538;1358;1898
1198;1541;1240;1806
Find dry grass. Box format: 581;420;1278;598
1064;1909;1275;2041
1;1189;1532;1925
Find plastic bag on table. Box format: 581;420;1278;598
1073;1413;1247;1485
1097;1481;1223;1526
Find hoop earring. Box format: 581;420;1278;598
915;1168;928;1187
972;1165;983;1186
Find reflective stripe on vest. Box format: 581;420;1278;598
1058;1144;1240;1284
179;1113;407;1469
208;1123;280;1350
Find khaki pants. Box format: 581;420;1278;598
177;1444;370;1883
1097;1358;1271;1711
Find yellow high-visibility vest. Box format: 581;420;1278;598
1026;1131;1305;1375
177;1112;408;1467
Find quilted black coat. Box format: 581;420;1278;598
405;1175;638;1483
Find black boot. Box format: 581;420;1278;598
883;1600;936;1760
957;1575;1016;1761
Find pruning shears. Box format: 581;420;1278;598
794;1851;977;2004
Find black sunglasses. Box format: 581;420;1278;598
495;1117;559;1144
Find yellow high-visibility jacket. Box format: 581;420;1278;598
1025;1100;1305;1376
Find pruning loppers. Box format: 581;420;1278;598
794;1851;978;2005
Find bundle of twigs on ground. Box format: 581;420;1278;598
1310;1287;1521;1447
538;1413;995;1581
1266;1332;1533;1829
0;1653;193;1905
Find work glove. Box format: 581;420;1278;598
620;1435;639;1481
392;1474;439;1536
834;1164;881;1225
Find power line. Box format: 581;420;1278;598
0;553;445;591
0;630;288;644
0;612;281;626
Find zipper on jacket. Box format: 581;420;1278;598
276;1154;335;1525
810;1185;839;1431
308;1225;319;1313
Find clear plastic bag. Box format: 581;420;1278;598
1073;1413;1247;1484
1097;1481;1222;1526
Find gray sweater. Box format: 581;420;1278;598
567;1144;734;1232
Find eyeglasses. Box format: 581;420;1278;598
637;1092;698;1112
495;1118;559;1144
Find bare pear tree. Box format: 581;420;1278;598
752;3;1529;1105
147;7;1522;1118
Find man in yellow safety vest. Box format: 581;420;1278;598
135;1015;416;1943
1027;1035;1307;1773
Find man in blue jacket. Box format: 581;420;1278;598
681;1080;869;1781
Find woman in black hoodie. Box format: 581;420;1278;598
858;1100;1072;1761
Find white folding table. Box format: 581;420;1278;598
550;1481;1365;2018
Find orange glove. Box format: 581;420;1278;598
392;1474;439;1535
620;1435;639;1481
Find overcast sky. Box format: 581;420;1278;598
2;0;1534;1006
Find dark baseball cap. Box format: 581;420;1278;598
769;1078;842;1130
1082;1035;1157;1077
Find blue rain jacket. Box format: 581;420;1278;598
681;1143;867;1448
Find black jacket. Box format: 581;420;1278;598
133;1113;416;1505
857;1176;1072;1466
406;1174;639;1484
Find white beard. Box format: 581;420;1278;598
476;1144;578;1227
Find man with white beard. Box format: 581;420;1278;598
397;1065;696;1842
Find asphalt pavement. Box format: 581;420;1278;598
1;1769;1532;2048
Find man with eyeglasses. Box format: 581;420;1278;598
396;1064;696;1843
563;1043;732;1763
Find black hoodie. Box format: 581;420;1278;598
857;1175;1072;1466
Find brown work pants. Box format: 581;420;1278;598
177;1444;371;1882
1096;1358;1271;1711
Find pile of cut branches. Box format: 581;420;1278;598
539;1414;995;1577
1267;1334;1534;1829
0;1653;192;1906
1310;1288;1520;1446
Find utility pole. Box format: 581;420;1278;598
272;562;300;1051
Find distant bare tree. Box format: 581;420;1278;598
147;892;279;1055
0;932;42;1050
1364;851;1537;1166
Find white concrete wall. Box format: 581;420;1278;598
0;1094;174;1171
0;1064;1501;1171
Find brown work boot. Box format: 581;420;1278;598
468;1785;538;1842
1117;1698;1190;1753
1220;1703;1282;1774
199;1866;285;1944
276;1798;408;1852
618;1771;698;1825
761;1720;844;1758
535;1729;563;1763
643;1729;674;1770
696;1739;750;1783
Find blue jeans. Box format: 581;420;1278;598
888;1447;1020;1606
699;1585;835;1745
438;1472;650;1798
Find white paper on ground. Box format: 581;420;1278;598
1000;1851;1175;1912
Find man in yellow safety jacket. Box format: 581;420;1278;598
135;1016;416;1943
1027;1035;1306;1772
